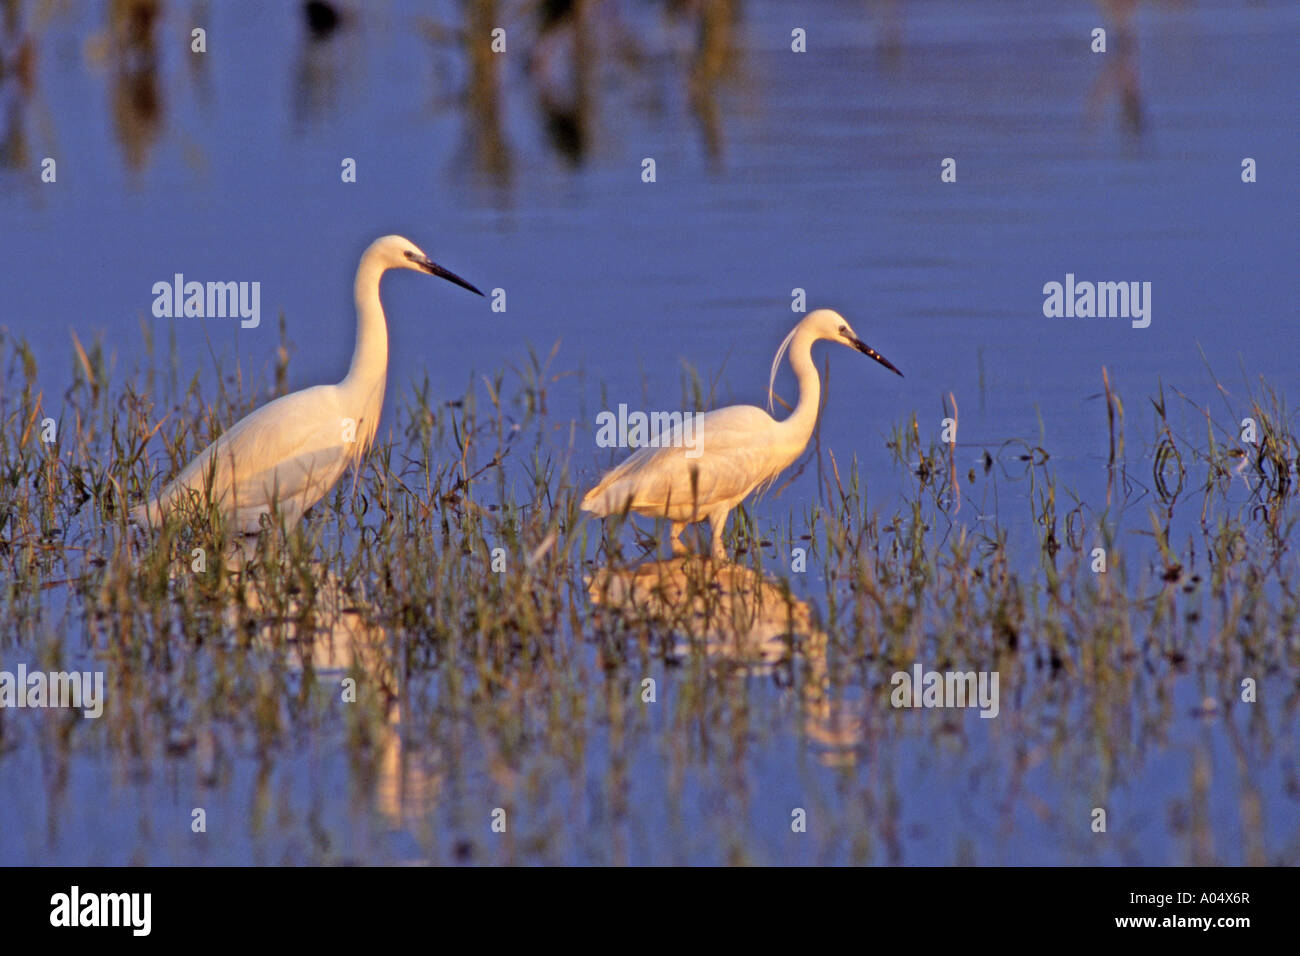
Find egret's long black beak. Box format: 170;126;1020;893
848;336;903;377
405;251;485;296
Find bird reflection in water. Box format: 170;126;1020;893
529;0;596;167
102;0;163;172
292;1;352;129
231;552;442;834
460;0;511;187
0;0;37;170
588;556;863;766
1088;0;1144;136
680;0;737;168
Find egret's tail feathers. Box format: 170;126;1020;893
129;497;163;528
581;477;634;517
582;445;657;515
580;483;612;515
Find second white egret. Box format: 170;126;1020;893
581;308;902;558
131;234;483;532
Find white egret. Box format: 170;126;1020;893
131;235;483;531
581;308;902;558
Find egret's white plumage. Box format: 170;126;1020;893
581;308;902;558
131;235;483;532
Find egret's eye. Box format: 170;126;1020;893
839;326;849;335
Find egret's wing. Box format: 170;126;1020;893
582;406;783;515
149;386;364;521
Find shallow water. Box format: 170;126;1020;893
1;0;1298;864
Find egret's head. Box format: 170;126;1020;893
768;308;902;412
806;308;903;377
369;234;484;296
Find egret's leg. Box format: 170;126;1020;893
708;509;730;560
670;522;689;556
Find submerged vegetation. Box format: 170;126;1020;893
1;329;1297;864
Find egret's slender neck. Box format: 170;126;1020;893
341;252;389;404
779;326;822;444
